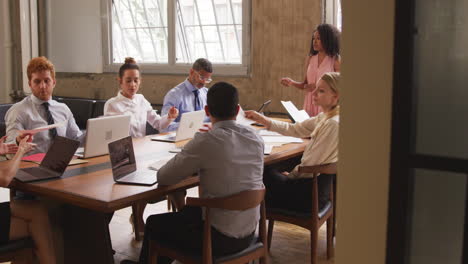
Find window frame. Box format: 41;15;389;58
323;0;341;30
101;0;251;76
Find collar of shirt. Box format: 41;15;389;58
116;91;138;104
30;94;54;106
212;120;237;129
183;79;200;93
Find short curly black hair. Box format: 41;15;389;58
309;24;340;58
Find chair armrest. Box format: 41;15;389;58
298;162;337;175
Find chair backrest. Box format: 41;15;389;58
56;98;96;130
186;189;266;211
92;99;107;118
0;104;14;138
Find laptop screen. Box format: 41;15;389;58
108;136;137;179
41;136;80;174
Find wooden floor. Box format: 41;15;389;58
0;187;334;264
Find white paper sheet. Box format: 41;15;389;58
236;107;255;126
264;145;274;155
261;136;303;143
19;121;66;135
281;101;310;123
258;130;282;136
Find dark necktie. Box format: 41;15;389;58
193;90;201;111
42;102;57;138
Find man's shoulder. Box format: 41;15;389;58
6;96;31;116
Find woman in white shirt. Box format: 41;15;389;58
104;57;178;137
0;136;57;264
245;72;340;212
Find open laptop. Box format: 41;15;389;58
75;115;131;158
15;136;80;182
108;136;157;186
151;110;205;142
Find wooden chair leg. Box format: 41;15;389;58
267;220;274;251
326;217;334;259
310;226;318;264
132;202;146;241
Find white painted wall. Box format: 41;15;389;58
46;0;103;73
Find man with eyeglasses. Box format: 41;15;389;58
161;58;213;131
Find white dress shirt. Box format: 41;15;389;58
5;94;83;154
269;113;339;178
104;92;174;138
157;120;265;238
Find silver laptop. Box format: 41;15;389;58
108;136;157;186
15;136;80;182
151;110;205;142
75;115;131;158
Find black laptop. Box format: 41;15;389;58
108;136;157;186
15;136;80;182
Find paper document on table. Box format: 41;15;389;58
148;154;176;171
19;121;66;135
264;145;274;155
261;136;303;143
258;130;282;136
236;107;255;126
281;101;310;123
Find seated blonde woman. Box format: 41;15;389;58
245;72;340;213
0;136;56;264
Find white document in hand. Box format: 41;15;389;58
236;107;255;126
281;101;310;123
19;121;66;135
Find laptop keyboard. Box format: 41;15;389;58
120;170;156;182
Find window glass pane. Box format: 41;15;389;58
408;169;466;264
176;0;243;64
413;0;468;158
112;0;168;63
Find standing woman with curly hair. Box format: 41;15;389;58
281;24;341;117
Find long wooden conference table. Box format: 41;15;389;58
6;133;308;264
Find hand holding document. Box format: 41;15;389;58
19;121;66;135
281;101;310;123
236;107;256;126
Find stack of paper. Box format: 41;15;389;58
261;136;303;143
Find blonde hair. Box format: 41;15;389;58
309;72;341;139
27;56;56;81
320;72;340;119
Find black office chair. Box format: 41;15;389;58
56;98;96;130
0;104;14;138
